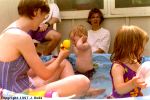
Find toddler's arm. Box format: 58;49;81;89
76;36;90;50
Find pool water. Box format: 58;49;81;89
41;54;150;99
82;54;112;99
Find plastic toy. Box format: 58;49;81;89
44;91;53;98
60;39;71;50
28;90;46;97
136;61;150;87
23;90;55;98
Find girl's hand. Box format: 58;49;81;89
132;76;147;89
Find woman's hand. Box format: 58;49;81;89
39;23;48;32
57;49;70;61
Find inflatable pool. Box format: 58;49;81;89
1;54;150;100
68;54;150;99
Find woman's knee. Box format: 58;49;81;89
52;31;61;41
46;30;62;42
60;59;73;71
62;59;71;65
75;75;90;91
56;31;62;40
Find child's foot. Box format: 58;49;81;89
85;88;106;97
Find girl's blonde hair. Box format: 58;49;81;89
70;25;88;37
111;25;149;63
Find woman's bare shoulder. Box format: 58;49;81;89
5;29;32;41
1;29;33;47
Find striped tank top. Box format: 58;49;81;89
0;27;33;93
0;56;31;93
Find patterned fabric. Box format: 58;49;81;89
0;56;31;93
110;61;143;98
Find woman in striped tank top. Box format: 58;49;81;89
0;0;90;97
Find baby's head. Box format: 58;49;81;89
69;25;87;44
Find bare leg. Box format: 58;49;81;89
30;59;90;97
36;30;61;55
59;59;74;79
36;75;90;97
85;88;106;97
32;59;74;87
45;59;74;82
43;30;61;55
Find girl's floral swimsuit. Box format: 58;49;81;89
110;61;143;98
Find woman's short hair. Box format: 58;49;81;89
18;0;50;19
87;8;104;25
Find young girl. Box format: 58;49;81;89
110;25;149;98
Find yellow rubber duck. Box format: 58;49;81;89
60;39;71;50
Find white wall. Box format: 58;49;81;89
0;0;19;33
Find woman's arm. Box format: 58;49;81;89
47;3;61;25
27;58;56;77
17;33;68;80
